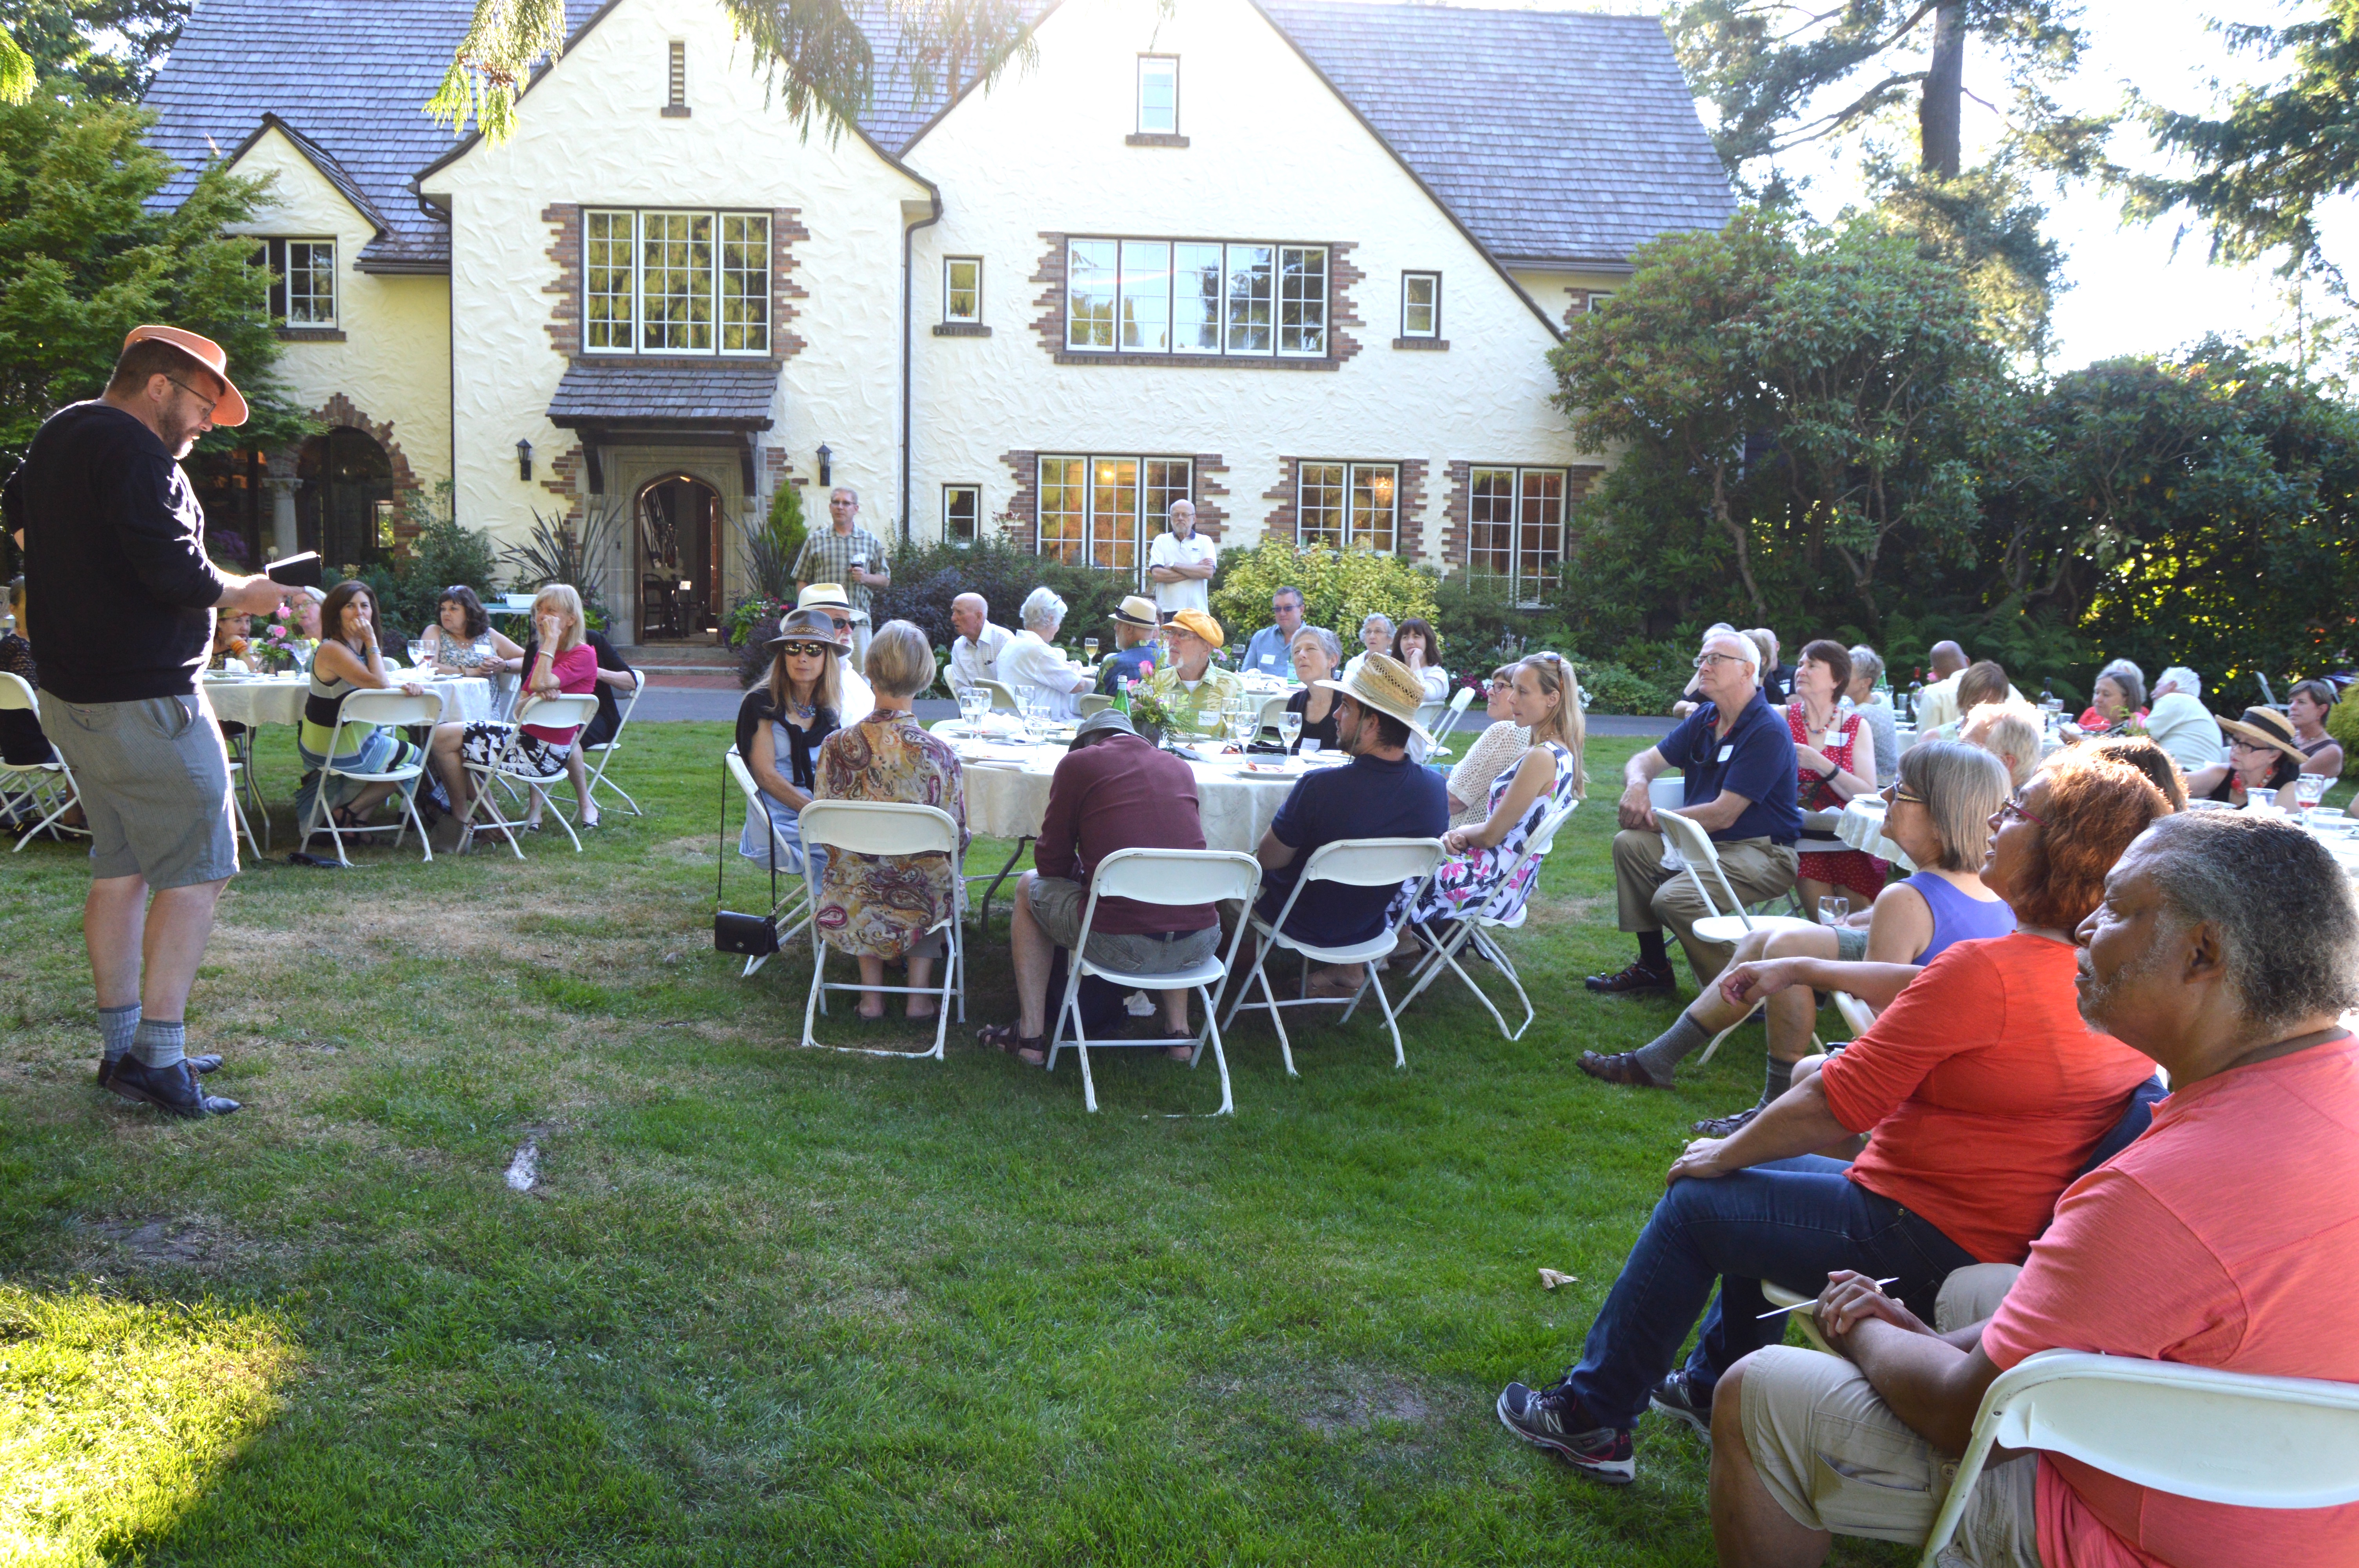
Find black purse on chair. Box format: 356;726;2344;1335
713;764;781;956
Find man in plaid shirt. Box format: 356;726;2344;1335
792;487;890;662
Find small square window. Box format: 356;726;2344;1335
944;257;981;323
1401;272;1439;338
253;238;337;326
943;484;980;545
1587;290;1614;314
1137;56;1178;136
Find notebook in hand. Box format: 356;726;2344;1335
264;551;322;588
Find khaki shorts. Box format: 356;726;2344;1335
1027;874;1221;975
40;691;237;889
1739;1264;2037;1566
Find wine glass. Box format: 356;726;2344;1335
1817;895;1850;927
2295;772;2330;826
959;688;985;730
406;638;427;670
1082;636;1100;664
1277;709;1304;753
1232;699;1258;748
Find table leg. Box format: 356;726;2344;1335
974;836;1034;938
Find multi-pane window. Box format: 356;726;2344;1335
1067;239;1326;358
1035;455;1192;582
1401;272;1439;338
1586;291;1615;314
943;484;980;544
1137;55;1178;134
1468;467;1567;603
582;209;770;355
1297;462;1398;554
944;257;981;323
254;238;336;325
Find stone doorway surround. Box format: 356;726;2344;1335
585;443;759;646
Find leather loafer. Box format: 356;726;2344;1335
98;1053;220;1090
1579;1049;1671;1088
108;1058;240;1118
1584;963;1676;995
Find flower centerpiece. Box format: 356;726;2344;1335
1124;684;1174;749
249;604;306;673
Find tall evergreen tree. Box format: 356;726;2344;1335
0;1;188;101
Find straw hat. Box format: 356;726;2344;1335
796;582;870;624
1165;608;1225;650
758;606;852;654
1312;652;1433;744
1109;594;1161;628
122;325;249;426
2217;706;2306;765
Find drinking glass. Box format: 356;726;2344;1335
1233;699;1259;747
2295;773;2330;825
407;639;427;670
1277;710;1304;753
1817;895;1850;927
1082;637;1100;663
960;688;986;730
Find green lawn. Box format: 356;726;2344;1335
0;726;1934;1566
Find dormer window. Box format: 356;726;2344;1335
1137;56;1178;135
254;238;336;326
664;40;689;116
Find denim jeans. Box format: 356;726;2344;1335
1563;1155;1976;1428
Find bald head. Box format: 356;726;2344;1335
1929;641;1968;679
951;593;988;642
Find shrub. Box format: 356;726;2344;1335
1209;539;1439;652
1575;659;1684;716
2330;686;2359;775
869;537;1132;658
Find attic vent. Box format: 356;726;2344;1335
664;40;690;116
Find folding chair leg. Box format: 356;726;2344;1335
1256;962;1298;1076
799;940;827;1049
1361;962;1407;1069
1695;998;1765;1067
1196;986;1234;1116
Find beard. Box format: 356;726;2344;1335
2075;936;2168;1035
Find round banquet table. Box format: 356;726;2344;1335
949;735;1336;853
1834;795;1916;872
202;671;498;728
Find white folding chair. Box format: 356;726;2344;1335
794;799;965;1061
226;758;263;860
1044;848;1262;1116
1394;801;1578;1040
1920;1350;2359;1568
458;693;601;859
1656;809;1819;949
574;670;647;820
220;722;270;850
0;672;87;851
1220;837;1445;1074
297;688;444;866
976;678;1021;714
723;746;814;973
1256;693;1294;740
1832;990;1878;1036
1425;685;1478;759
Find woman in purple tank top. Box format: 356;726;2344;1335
1584;743;2013;1137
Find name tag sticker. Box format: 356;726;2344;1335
1717;744;1734;763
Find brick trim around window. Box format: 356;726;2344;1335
1264;456;1424;559
998;449;1040;551
310;394;423;545
1441;461;1608;567
546;202;809;358
996;449;1230;550
1030;234;1363;370
1191;453;1229;541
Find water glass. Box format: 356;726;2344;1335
1817;895;1850;927
1277;710;1304;753
407;639;426;669
2295;773;2330;824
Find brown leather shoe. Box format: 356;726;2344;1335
1691;1105;1761;1137
1584;962;1676;995
1579;1050;1671;1087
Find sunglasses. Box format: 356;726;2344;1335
777;641;834;658
1996;792;2048;828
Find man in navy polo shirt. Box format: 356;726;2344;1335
1584;629;1799;1000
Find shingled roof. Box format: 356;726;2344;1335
546;361;778;428
142;0;1732;275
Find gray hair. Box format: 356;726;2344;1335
2096;658;2147;713
1897;740;2008;872
1848;644;1885;689
861;619;937;699
1289;624;1342;664
2157;666;2201;699
1360;612;1394;636
1020;586;1066;632
1965;702;2042;789
1704;628;1760;675
2135;813;2359;1032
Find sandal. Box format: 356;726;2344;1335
977;1024;1047;1066
331;805;370;831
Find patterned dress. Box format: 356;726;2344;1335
1405;741;1579;924
812;709;970;959
1790;701;1887;902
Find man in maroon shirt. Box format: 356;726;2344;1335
980;711;1219;1065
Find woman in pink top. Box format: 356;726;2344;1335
427;584;598;829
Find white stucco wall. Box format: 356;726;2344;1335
1509;268;1634;332
223;128;453;487
903;0;1595;570
423;0;931;568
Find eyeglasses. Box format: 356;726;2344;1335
777;641;833;658
1488;677;1515;690
1881;782;1924;806
164;377;220;418
1691;651;1747;671
1996;792;2048;828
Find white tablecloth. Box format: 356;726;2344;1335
204;673;497;727
1835;795;1916;871
951;737;1331;851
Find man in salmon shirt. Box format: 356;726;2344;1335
1498;750;2167;1484
1710;810;2359;1567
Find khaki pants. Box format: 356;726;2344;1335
1739;1265;2036;1564
1611;829;1799;982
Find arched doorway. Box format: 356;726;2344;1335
297;427;395;571
636;473;723;640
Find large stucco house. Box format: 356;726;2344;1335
145;0;1732;642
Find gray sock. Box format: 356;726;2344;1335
131;1018;186;1070
1762;1056;1796;1107
1631;1013;1714;1086
100;1003;142;1063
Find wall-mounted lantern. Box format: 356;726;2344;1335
816;443;832;487
516;438;534;482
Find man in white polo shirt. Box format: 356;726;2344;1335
1145;499;1216;617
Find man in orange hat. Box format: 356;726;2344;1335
1141;607;1245;737
6;325;291;1119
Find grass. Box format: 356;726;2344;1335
0;723;1991;1566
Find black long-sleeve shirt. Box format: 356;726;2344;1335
9;401;229;702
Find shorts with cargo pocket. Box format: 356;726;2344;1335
39;691;237;888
